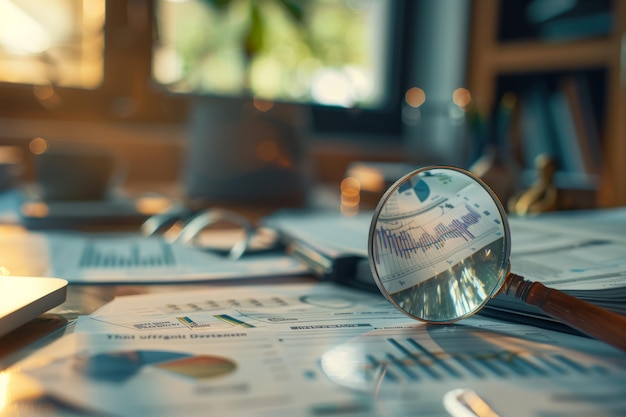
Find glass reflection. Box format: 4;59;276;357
368;166;626;352
368;167;510;322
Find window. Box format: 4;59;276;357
152;0;408;135
0;0;104;89
0;0;407;133
153;0;394;109
0;0;183;122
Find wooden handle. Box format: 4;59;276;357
521;281;626;350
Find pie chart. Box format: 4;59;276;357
73;350;237;382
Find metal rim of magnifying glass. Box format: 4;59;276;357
367;165;512;324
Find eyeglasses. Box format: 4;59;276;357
141;203;281;260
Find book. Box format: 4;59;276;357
526;0;612;42
559;74;602;176
519;80;558;172
547;83;589;174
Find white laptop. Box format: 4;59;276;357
0;276;68;337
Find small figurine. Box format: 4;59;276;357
509;154;559;215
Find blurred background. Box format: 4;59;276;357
0;0;624;221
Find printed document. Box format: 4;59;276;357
16;281;626;417
0;231;307;283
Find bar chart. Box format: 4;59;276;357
363;337;615;382
79;238;176;269
321;325;626;391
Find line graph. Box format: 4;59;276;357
373;203;482;263
373;201;501;291
371;172;506;294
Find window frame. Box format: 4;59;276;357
0;0;186;123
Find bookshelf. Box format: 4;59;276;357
467;0;626;208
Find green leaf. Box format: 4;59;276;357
277;0;304;23
198;0;235;11
244;2;265;59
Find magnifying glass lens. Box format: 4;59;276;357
368;167;510;322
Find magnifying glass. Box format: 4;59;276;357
368;166;626;351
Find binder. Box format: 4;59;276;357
264;210;377;292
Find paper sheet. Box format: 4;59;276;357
17;281;626;417
510;215;626;291
0;232;308;284
0;231;307;283
266;207;626;314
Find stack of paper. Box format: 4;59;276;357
264;207;626;329
490;208;626;321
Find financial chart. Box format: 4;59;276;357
332;333;621;383
321;322;626;414
75;350;237;382
79;239;176;269
372;171;506;294
22;282;626;417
